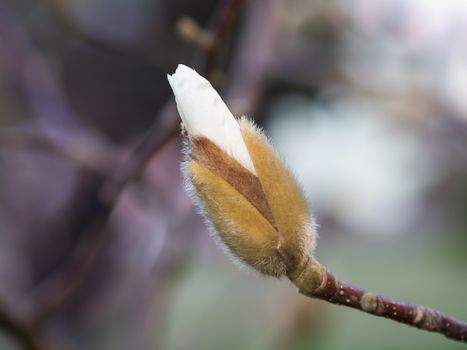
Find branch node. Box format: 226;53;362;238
176;17;214;51
361;293;377;312
289;258;324;294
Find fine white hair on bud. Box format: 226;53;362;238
167;64;256;174
167;64;317;277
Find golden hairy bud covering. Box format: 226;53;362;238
168;65;316;277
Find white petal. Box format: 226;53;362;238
167;64;256;174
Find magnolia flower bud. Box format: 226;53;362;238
167;64;317;277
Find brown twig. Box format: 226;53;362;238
195;0;246;74
289;257;467;343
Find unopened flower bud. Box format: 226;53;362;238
167;64;317;277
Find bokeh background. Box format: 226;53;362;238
0;0;466;349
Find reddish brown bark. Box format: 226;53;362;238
290;257;467;343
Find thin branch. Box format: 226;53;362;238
175;0;246;74
195;0;246;73
290;257;467;343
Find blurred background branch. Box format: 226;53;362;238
0;0;247;348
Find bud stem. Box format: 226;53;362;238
289;257;467;343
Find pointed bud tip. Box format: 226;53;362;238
167;64;206;91
166;64;256;174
